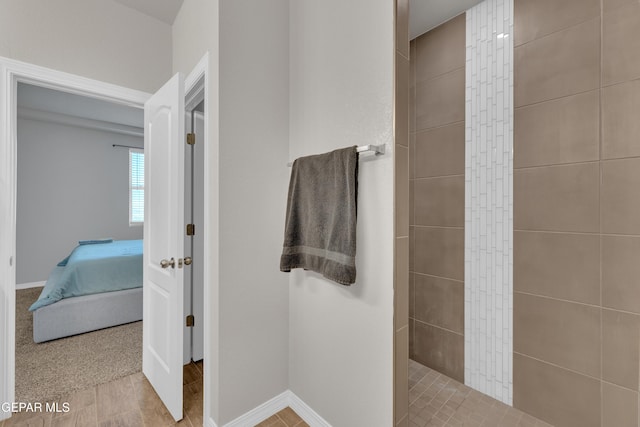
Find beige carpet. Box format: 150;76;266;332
15;287;142;403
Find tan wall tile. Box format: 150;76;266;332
395;326;409;424
414;175;465;227
515;18;600;107
602;80;640;160
602;382;638;427
409;319;415;360
414;274;464;334
396;145;409;237
513;353;600;427
603;235;640;314
409;179;414;225
514;231;600;304
603;3;640;86
415;122;465;178
602;158;640;235
514;90;600;168
409;226;414;272
396;0;409;59
409;273;415;319
395;237;409;330
514;293;601;377
514;0;600;46
604;0;637;12
413;321;464;382
514;163;600;233
414;226;464;280
415;68;465;130
602;309;640;390
396;53;409;148
414;13;465;84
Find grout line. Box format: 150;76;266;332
413;225;464;231
513;351;602;383
513;87;600;110
413;174;465;182
414;65;465;89
413;119;465;134
413;319;464;337
514;229;640;238
513;159;600;171
411;271;464;284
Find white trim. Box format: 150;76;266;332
183;52;213;427
15;281;45;290
222;390;332;427
0;55;150;422
2;54;214;425
224;391;290;427
17;107;143;137
288;392;332;427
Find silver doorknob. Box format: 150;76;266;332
184;257;192;266
160;258;175;269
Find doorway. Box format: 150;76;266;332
0;55;211;424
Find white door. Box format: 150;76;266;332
143;72;185;421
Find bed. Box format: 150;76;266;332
29;239;143;343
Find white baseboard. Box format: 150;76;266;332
211;390;332;427
288;392;331;427
15;281;45;290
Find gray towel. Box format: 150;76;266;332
280;146;358;285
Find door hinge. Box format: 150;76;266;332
186;133;196;145
186;224;195;236
186;314;195;327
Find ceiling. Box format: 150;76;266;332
112;0;184;25
17;83;143;128
409;0;484;40
16;1;481;127
110;0;482;39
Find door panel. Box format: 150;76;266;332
143;72;185;422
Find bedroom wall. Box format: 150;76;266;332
16;117;144;284
0;0;172;93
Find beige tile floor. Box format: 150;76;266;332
0;359;553;427
0;361;305;427
409;360;553;427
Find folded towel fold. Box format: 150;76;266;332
280;146;358;285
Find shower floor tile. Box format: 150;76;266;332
408;359;553;427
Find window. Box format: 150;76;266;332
129;149;144;225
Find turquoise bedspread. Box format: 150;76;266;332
29;239;143;311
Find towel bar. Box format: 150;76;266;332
287;144;385;167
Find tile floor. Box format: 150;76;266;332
0;361;305;427
409;360;553;427
1;359;553;427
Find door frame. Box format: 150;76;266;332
0;54;211;423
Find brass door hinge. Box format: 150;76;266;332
186;315;195;327
186;224;195;236
186;133;195;145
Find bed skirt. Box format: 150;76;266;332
33;287;142;343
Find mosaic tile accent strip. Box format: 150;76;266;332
464;0;514;405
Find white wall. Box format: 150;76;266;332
0;0;172;93
288;1;396;426
16;117;143;283
173;0;291;425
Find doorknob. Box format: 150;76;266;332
184;257;192;266
160;258;175;269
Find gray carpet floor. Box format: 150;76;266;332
15;287;142;403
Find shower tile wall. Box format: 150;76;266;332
409;13;466;383
394;0;410;425
513;0;640;426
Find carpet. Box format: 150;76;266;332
15;287;142;403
